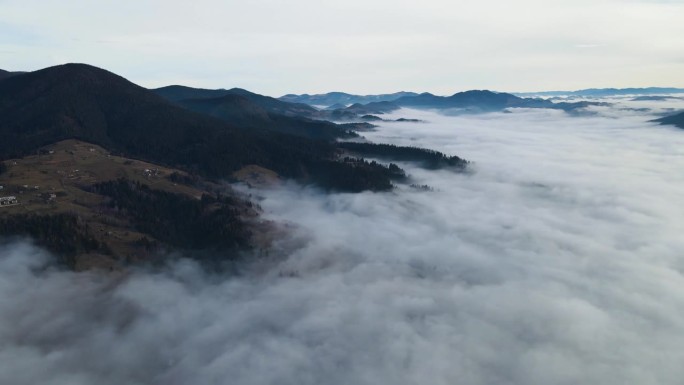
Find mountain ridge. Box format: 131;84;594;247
514;87;684;98
155;85;321;118
0;63;412;192
279;91;419;107
176;94;357;140
281;89;605;115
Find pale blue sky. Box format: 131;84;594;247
1;0;683;96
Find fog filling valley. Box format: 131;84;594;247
3;98;684;384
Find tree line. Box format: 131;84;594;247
90;179;252;255
0;214;106;267
337;142;469;170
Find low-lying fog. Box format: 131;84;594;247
3;99;684;385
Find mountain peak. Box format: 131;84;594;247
226;87;256;96
7;63;135;91
452;89;499;97
35;63;117;77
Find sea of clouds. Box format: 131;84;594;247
2;98;684;385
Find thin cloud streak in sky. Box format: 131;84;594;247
2;100;684;384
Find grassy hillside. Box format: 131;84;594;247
0;140;264;270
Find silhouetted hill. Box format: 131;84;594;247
155;85;352;138
394;90;544;111
326;103;347;110
152;85;234;101
0;64;269;158
345;101;400;114
0;63;401;192
656;111;684;129
221;88;320;118
155;85;321;119
324;101;401;121
280;91;419;106
178;94;357;140
153;84;357;139
0;69;25;82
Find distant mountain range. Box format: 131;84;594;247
394;90;554;111
278;87;684;129
155;86;599;123
277;89;607;115
281;88;684;109
323;90;607;117
514;87;684;98
280;91;418;107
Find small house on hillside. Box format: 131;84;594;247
0;196;18;207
